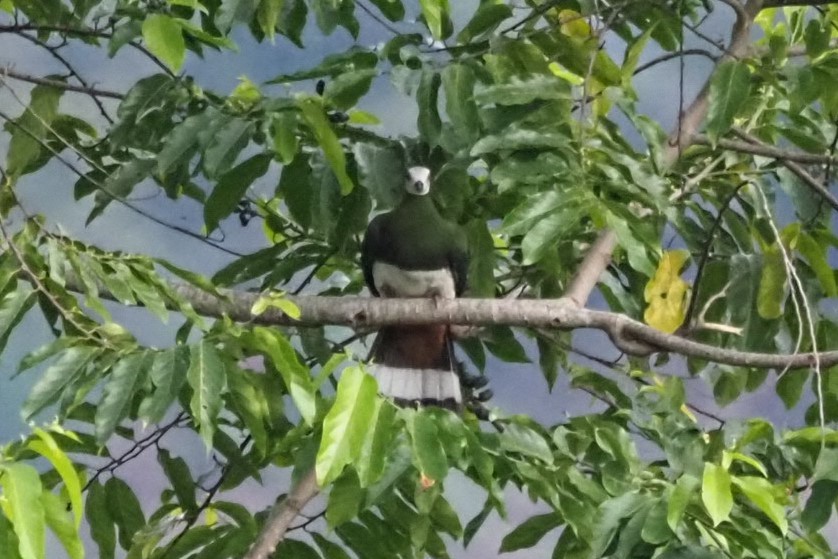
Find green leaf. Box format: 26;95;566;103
248;327;314;424
590;492;647;558
0;463;45;559
419;0;450;40
142;14;186;72
41;490;83;559
311;0;359;37
201;117;255;179
466;220;495;297
266;48;377;83
731;475;787;534
216;0;259;32
316;365;379;486
204;153;271;233
500;423;553;464
313;533;353;559
701;462;732;527
297;96;353;194
0;513;23;559
95;351;151;443
5;84;62;178
500;512;561;552
705;61;751;142
326;470;364;527
457;3;511;44
473;129;570;157
417;70;442;145
324;69;377;110
138;345;190;424
257;0;283;40
158;448;197;512
85;481;115;559
27;428;83;528
22;346;98;421
812;447;838;482
356;399;395;488
756;245;786;319
276;539;322;559
104;477;145;551
156;112;213;176
271;111;299;164
0;284;35;354
352;142;404;207
187;341;228;448
407;409;448;482
801;479;838;532
368;0;403;21
520;209;579;265
473;75;568;106
776;369;807;408
442;64;480;144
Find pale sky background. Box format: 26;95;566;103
0;1;834;557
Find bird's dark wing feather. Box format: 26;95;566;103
361;215;385;297
449;247;469;296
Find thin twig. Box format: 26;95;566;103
1;67;124;98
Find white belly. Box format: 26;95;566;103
372;262;455;298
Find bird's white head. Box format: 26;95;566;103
405;166;431;196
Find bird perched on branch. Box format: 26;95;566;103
361;166;469;409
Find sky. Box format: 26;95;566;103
0;1;835;557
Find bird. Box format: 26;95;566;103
361;166;469;409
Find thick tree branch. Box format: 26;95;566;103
244;469;319;559
63;276;835;369
1;68;124;98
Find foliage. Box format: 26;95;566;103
1;0;838;558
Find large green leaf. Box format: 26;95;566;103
418;0;450;40
705;61;751;142
324;69;377;110
500;512;562;552
95;351;151;443
216;0;259;32
457;3;511;44
247;327;315;424
0;463;45;559
667;475;699;531
500;423;553;464
352;142;404;207
187;341;228;448
316;365;379;486
368;0;403;21
27;428;83;528
201;117;255;179
701;463;733;527
407;409;448;482
204;153;272;233
756;246;786;319
22;346;99;421
801;479;838;532
142;14;185;71
158;448;197;512
417;70;442;145
266;48;377;83
0;513;24;559
137;345;190;424
41;490;83;559
298;96;353;194
85;481;115;559
4;84;62;178
326;470;364;527
0;284;35;354
442;64;480;145
104;477;145;551
731;476;787;534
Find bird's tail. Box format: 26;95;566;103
368;324;462;409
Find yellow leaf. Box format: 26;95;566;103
558;9;591;37
644;250;690;334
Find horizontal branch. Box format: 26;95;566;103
692;133;837;165
157;282;833;369
1;68;124;99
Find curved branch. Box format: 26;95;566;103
62;275;837;370
244;469;319;559
692;133;838;166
